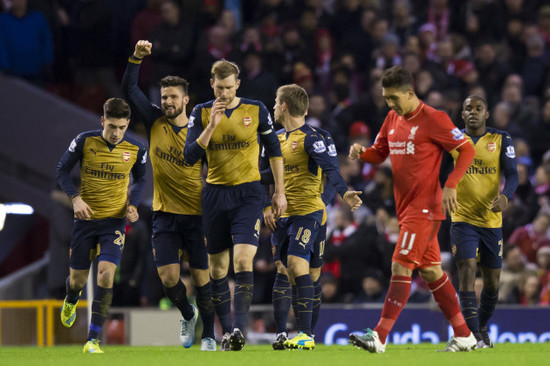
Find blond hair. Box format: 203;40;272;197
277;84;309;117
211;59;240;81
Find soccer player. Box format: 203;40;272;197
263;126;339;350
56;98;147;353
121;40;216;351
448;95;518;348
263;84;362;350
184;59;286;351
348;66;477;353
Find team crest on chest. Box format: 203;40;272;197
487;142;496;152
408;126;419;140
243;116;252;127
122;151;131;162
291;140;298;152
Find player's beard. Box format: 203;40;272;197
163;105;183;119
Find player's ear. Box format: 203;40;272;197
210;78;214;88
235;78;241;89
100;116;105;127
183;95;190;105
485;111;490;120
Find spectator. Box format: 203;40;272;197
354;270;387;303
508;213;550;264
0;0;53;85
305;94;329;128
70;0;122;112
474;40;511;108
320;273;342;303
499;244;537;303
530;99;550;166
363;166;395;216
390;0;419;46
149;0;198;103
511;271;542;305
239;49;278;111
130;0;163;92
324;213;394;299
323;207;358;280
522;33;549;98
191;24;232;103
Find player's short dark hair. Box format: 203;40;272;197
277;84;309;117
103;98;131;119
211;59;240;81
381;65;414;91
159;76;189;95
464;94;488;109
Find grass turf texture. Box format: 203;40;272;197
1;343;547;366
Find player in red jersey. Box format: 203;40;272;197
348;66;477;353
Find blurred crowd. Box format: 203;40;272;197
3;0;550;307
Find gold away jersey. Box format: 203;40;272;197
278;125;348;218
184;98;282;186
56;130;147;220
121;59;202;215
450;128;518;228
148;118;202;214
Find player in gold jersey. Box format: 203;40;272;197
185;60;286;351
447;95;518;348
56;98;147;353
265;84;362;349
121;40;215;350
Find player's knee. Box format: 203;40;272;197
190;269;210;287
160;274;179;288
484;278;500;293
275;261;287;275
233;256;253;272
210;265;228;279
97;270;115;288
309;267;321;282
419;265;443;282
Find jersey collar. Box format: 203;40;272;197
404;100;424;120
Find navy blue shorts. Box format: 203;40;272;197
152;211;207;269
451;222;503;269
69;218;126;270
271;210;324;267
202;182;264;254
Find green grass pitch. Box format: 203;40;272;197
1;343;548;366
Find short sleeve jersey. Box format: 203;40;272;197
450;128;516;228
371;101;469;223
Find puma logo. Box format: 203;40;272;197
211;296;222;303
297;301;308;308
273;289;287;295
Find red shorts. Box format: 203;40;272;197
392;217;442;270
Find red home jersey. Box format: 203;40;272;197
370;101;468;223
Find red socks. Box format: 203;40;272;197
428;273;470;338
374;275;411;344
